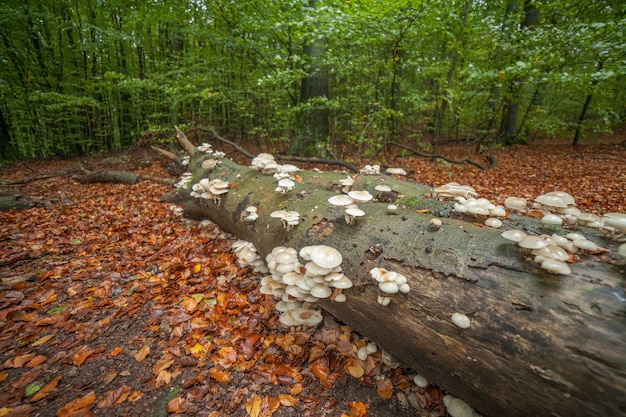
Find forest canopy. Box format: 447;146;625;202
0;0;625;160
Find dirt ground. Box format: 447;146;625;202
0;136;624;417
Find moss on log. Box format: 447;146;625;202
163;155;626;417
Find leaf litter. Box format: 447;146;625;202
0;138;624;417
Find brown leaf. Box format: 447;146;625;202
1;404;35;417
25;355;47;368
344;357;365;379
166;396;189;413
97;385;131;409
31;334;54;347
209;367;231;383
310;358;333;389
134;345;150;362
55;391;96;417
278;394;296;407
375;378;394;399
72;345;94;366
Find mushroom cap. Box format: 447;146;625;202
385;167;407;175
279;164;300;173
573;238;598;251
504;196;528;210
330;276;353;289
535;193;568;208
518;235;548;249
310;284;332;298
447;397;474;417
277;178;295;188
345;207;365;217
604;213;626;232
348;190;374;202
328;195;355;206
467;205;490;216
541;213;563;225
489;206;507;217
370;267;398;282
375;184;392;192
270;210;287;218
485;218;503;228
379;281;399;293
310;245;343;269
532;244;570;262
543;191;576;206
413;375;428;388
618;243;626;256
304;261;335;277
541;258;572;275
451;313;471;329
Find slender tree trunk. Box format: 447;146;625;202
295;0;330;157
497;0;539;144
573;61;603;146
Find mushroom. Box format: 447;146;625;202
413;375;428;388
385;167;407;176
446;397;475;417
339;176;356;193
540;258;571;275
485;218;503;228
430;218;443;230
518;235;548;250
344;207;366;225
541;213;563;226
275;178;295;194
328;194;355;207
504;196;528;212
377;295;391;306
451;313;471;329
348;190;374;203
310;245;343;269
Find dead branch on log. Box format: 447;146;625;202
0;195;54;211
276;155;359;172
78;170;141;184
390;143;496;170
150;146;179;161
193;127;255;159
175;126;197;156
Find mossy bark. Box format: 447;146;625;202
163;155;626;417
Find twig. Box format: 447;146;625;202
390;143;496;170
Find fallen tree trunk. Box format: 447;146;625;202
162;154;625;417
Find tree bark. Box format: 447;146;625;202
163;153;626;417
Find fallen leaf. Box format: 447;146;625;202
55;391;96;417
108;347;123;357
375;378;393;399
31;334;54;347
245;394;262;417
209;367;231;383
25;355;47;368
278;394;296;407
344;357;365;379
310;358;333;389
348;401;367;417
30;376;61;402
166;396;189;413
72;345;94;366
134;345;150;362
97;385;131;409
5;353;35;368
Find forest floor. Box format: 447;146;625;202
0;136;624;417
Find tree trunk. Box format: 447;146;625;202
294;0;330;157
573;61;603;146
162;152;625;417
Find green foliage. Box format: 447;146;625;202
0;0;624;160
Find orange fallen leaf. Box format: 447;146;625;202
97;385;131;409
127;391;143;402
108;347;123;357
310;358;334;389
25;355;47;368
209;367;231;383
415;209;429;213
153;355;175;375
72;345;95;366
30;375;61;402
348;401;367;417
5;353;35;368
55;391;96;417
134;345;150;362
192;264;202;273
290;383;302;396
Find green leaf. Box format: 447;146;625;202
47;306;66;315
25;381;44;397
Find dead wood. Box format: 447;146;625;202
276;155;359;172
78;170;141;184
162;150;626;417
390;142;496;170
0;195;54;211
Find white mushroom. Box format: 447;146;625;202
451;313;471;329
348;190;374;203
344;207;366;225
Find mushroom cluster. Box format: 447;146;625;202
359;164;380;175
250;153;280;174
241;206;258;222
328;190;373;225
270;210;301;230
174;172;193;189
232;240;269;273
385;167;407;176
190;178;230;205
197;142;212;153
370;267;410;305
259;245;353;326
501;229;606;275
356;342;378;360
433;182;478;199
433;182;506;228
